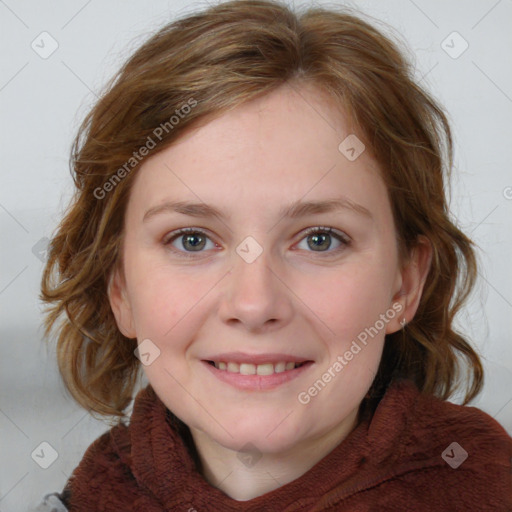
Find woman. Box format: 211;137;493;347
36;0;512;509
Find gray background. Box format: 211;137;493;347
1;0;511;510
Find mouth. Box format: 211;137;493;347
205;360;308;375
201;356;314;391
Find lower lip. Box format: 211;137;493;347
201;360;314;391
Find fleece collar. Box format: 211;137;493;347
65;378;512;511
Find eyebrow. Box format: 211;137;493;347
142;197;373;223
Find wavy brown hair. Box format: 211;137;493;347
40;0;483;418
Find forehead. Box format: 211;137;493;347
125;84;391;227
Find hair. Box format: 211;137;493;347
40;0;483;419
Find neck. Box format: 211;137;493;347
189;408;359;501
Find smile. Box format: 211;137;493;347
207;361;306;375
202;357;314;391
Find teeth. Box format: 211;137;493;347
274;362;286;373
256;363;274;376
240;363;256;375
211;360;305;375
227;362;240;373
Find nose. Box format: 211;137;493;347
217;245;294;333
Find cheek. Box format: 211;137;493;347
308;270;390;401
128;270;211;390
126;258;215;341
129;284;182;339
309;264;394;341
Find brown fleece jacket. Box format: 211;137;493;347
55;378;512;511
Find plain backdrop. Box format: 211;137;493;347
1;0;511;510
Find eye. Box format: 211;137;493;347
163;226;350;258
295;226;350;255
163;228;217;257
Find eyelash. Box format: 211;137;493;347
162;226;351;259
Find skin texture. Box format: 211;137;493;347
108;84;432;501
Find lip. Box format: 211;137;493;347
201;359;314;391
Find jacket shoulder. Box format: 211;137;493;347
395;381;512;509
408;384;512;457
34;422;131;511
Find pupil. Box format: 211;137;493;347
309;233;330;251
184;234;205;251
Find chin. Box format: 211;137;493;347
199;415;307;454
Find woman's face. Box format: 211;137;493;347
109;84;415;455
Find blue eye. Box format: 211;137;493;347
296;226;350;255
163;226;350;258
163;228;217;257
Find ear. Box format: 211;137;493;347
107;265;136;338
386;235;432;334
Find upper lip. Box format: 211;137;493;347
203;352;313;365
